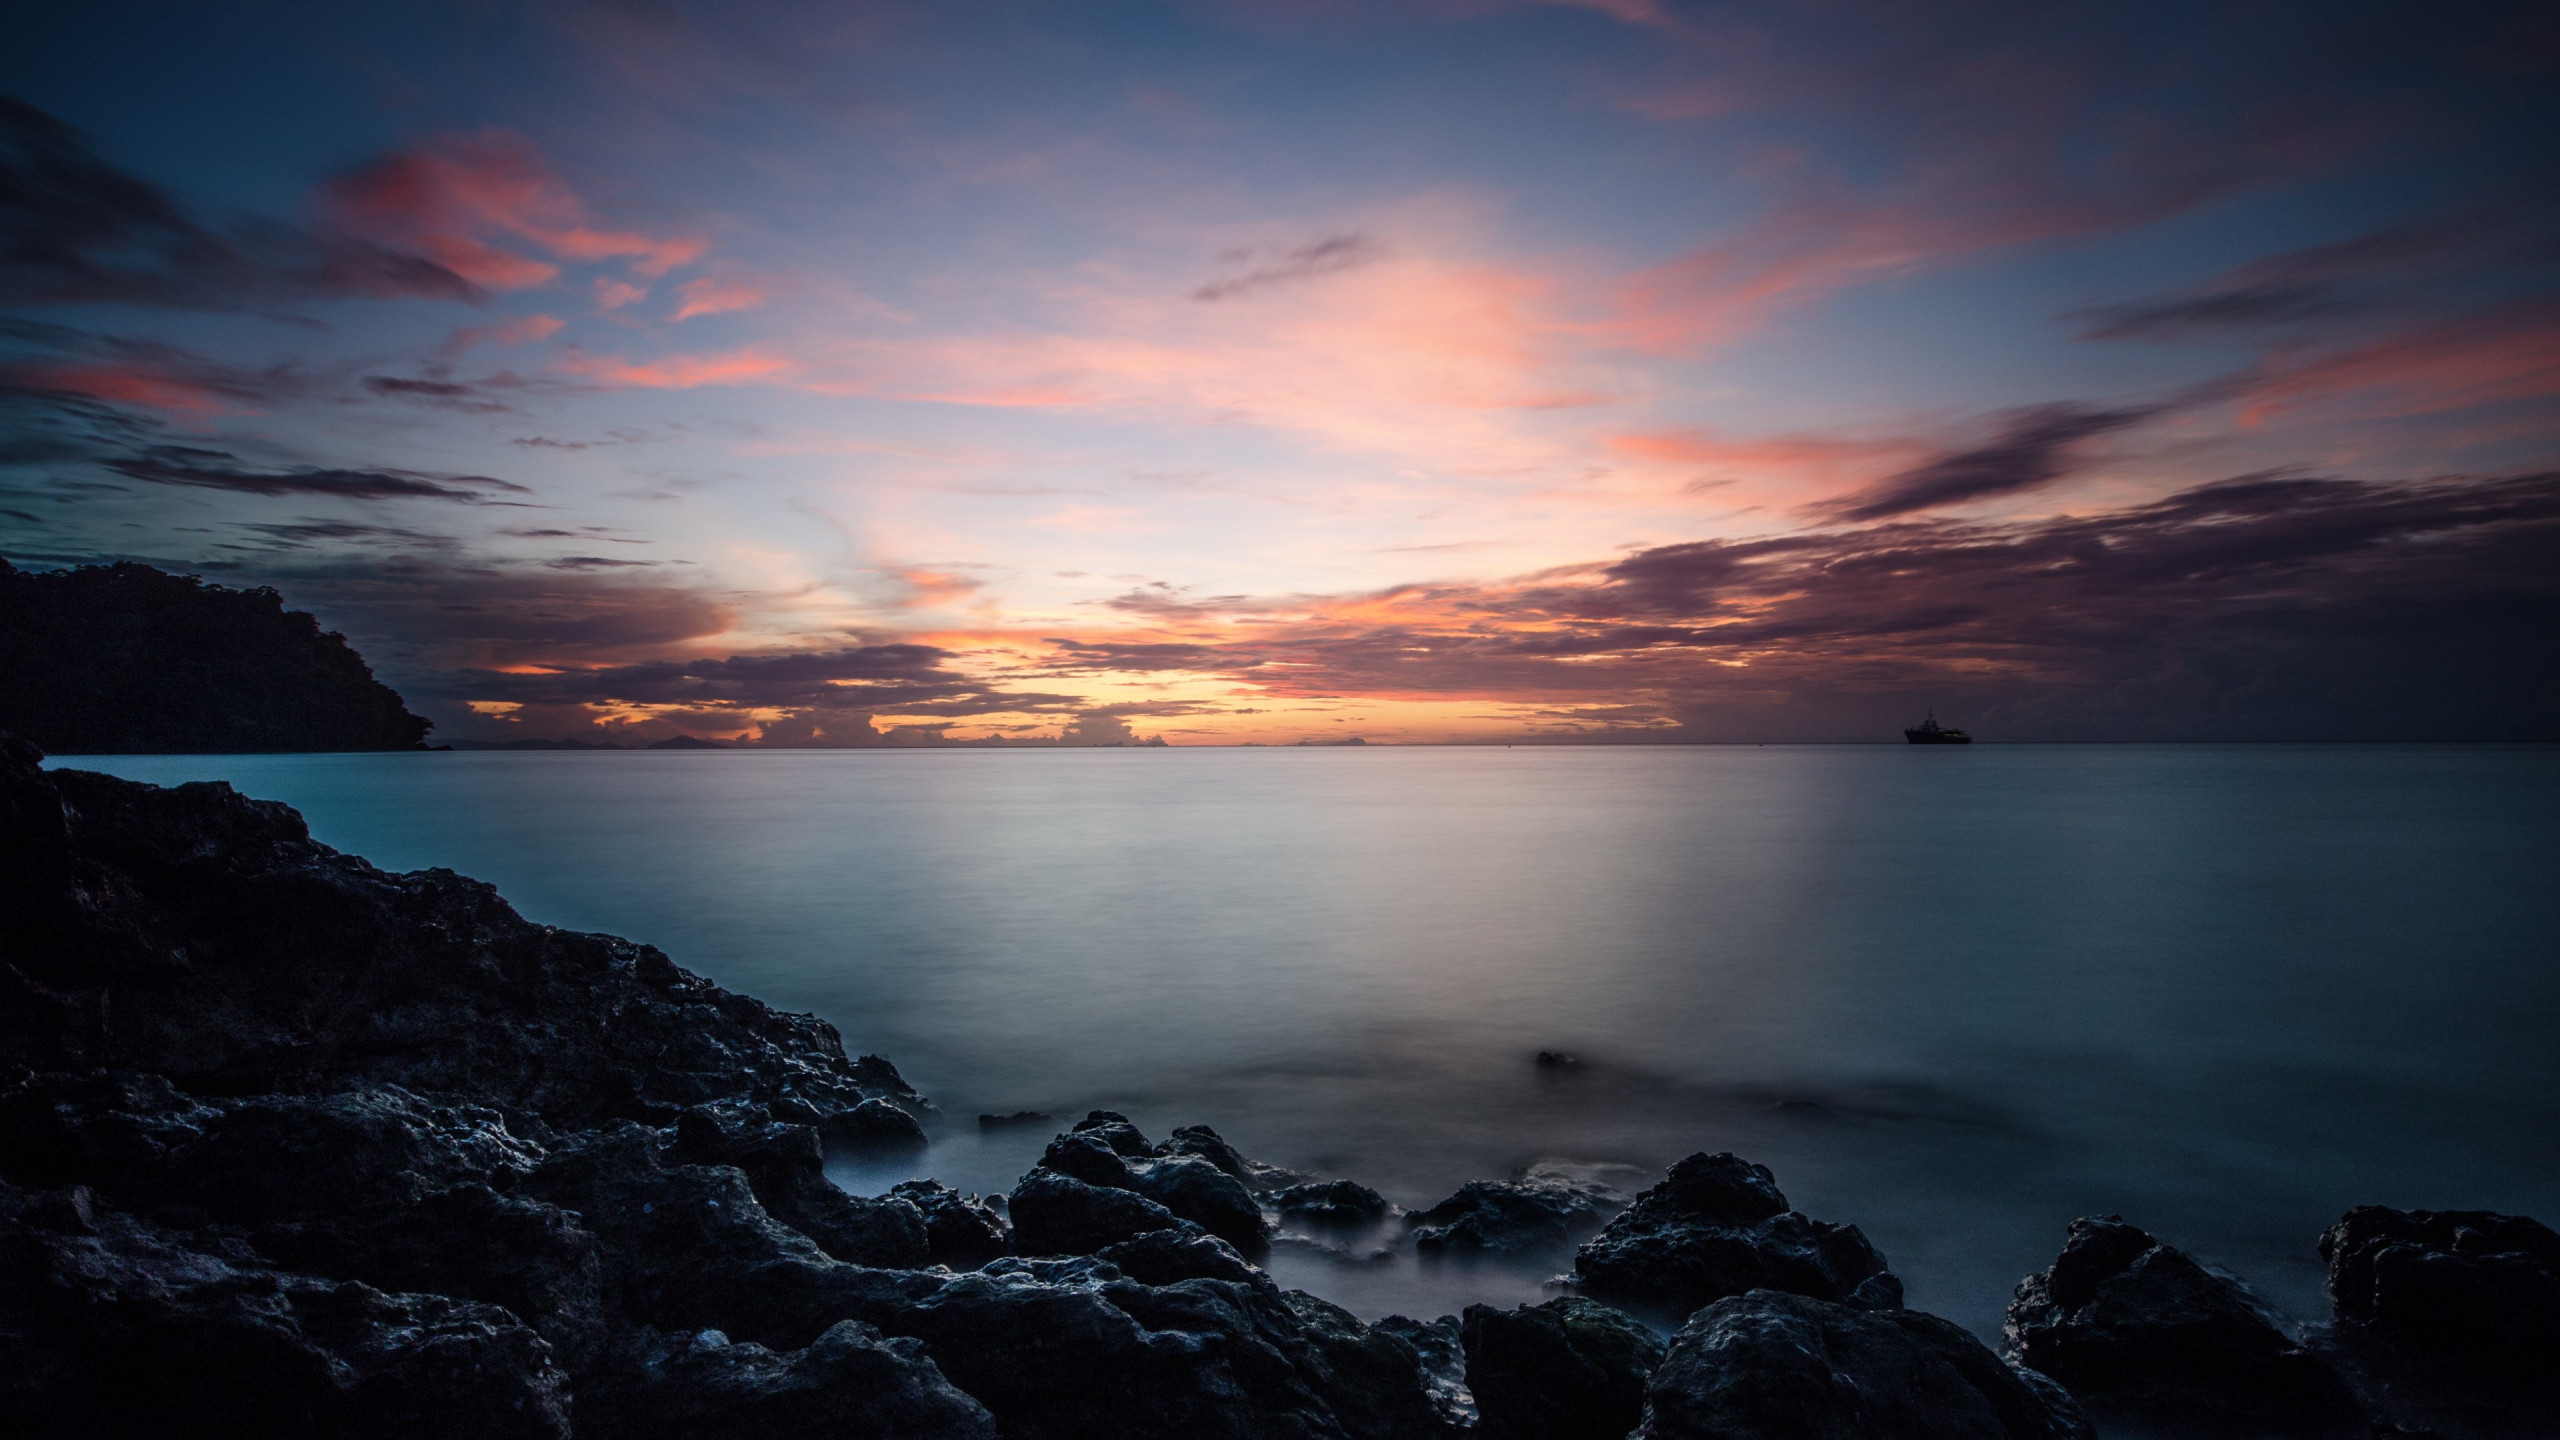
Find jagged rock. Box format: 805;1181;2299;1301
1378;1313;1475;1427
2321;1206;2560;1384
1163;1122;1304;1193
0;745;923;1130
1275;1179;1392;1229
892;1179;1012;1268
1009;1168;1189;1256
1573;1152;1896;1319
0;1178;572;1438
821;1097;929;1154
1411;1165;1629;1257
1462;1296;1664;1440
575;1321;998;1439
1639;1290;2094;1440
667;1100;929;1267
1283;1289;1466;1440
2005;1215;2362;1437
1096;1227;1267;1286
1033;1122;1271;1251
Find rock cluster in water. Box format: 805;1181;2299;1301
2;738;2552;1438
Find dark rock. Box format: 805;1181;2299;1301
979;1109;1056;1132
1573;1152;1894;1320
2005;1215;2362;1437
1377;1313;1474;1427
0;747;928;1131
1283;1288;1466;1440
1162;1122;1303;1193
1096;1227;1267;1286
1639;1289;2094;1440
1535;1050;1584;1070
1412;1165;1630;1257
1;1177;571;1438
2321;1205;2560;1383
821;1096;929;1155
577;1321;999;1440
1462;1296;1664;1440
2316;1206;2560;1434
1275;1179;1392;1229
668;1100;929;1267
1009;1168;1188;1256
1033;1126;1272;1251
892;1179;1013;1268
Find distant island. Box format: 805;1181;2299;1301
0;559;432;754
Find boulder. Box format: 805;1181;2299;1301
1377;1313;1474;1427
1163;1122;1304;1193
1462;1296;1664;1440
1009;1168;1188;1256
2321;1206;2560;1384
1639;1289;2094;1440
1411;1165;1629;1257
1275;1179;1392;1229
820;1097;929;1154
892;1178;1012;1268
2005;1216;2362;1436
1573;1152;1897;1319
1033;1124;1271;1251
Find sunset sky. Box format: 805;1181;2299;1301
4;0;2555;743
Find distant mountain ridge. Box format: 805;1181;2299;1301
0;559;432;753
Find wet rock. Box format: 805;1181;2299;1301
2317;1206;2560;1434
821;1096;929;1154
1275;1179;1392;1229
1097;1227;1268;1286
892;1178;1012;1268
2005;1215;2362;1437
979;1109;1055;1132
577;1321;999;1440
1639;1289;2094;1440
1412;1165;1630;1257
1284;1289;1467;1440
1462;1296;1664;1440
1377;1313;1475;1427
0;1178;572;1439
1573;1152;1895;1320
0;747;922;1131
2321;1206;2560;1384
1162;1122;1304;1193
667;1100;929;1267
1009;1167;1188;1256
1034;1124;1272;1251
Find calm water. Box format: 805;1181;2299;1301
54;746;2560;1337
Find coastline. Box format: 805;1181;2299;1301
5;737;2552;1439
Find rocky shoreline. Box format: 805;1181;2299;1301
3;738;2553;1439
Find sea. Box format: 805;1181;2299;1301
52;744;2560;1339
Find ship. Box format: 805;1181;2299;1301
1903;711;1972;745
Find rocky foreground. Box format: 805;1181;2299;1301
2;739;2553;1439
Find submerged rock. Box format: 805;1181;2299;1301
1462;1296;1664;1440
2005;1215;2362;1437
1639;1289;2094;1440
1274;1179;1393;1229
1572;1151;1898;1320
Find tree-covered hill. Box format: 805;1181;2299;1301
0;559;431;753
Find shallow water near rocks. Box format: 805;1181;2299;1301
59;745;2560;1338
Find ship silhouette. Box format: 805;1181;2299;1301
1904;710;1972;745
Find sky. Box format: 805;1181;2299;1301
3;0;2556;745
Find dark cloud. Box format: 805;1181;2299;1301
1819;403;2161;521
1211;469;2560;741
543;555;657;569
0;95;477;311
2070;205;2560;342
1192;234;1382;301
1041;640;1242;672
105;446;531;502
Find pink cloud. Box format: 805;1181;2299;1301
5;362;249;416
2241;301;2560;423
322;131;707;291
443;313;565;355
595;278;649;311
672;276;770;320
559;346;795;388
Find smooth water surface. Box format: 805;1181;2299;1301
58;745;2560;1334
